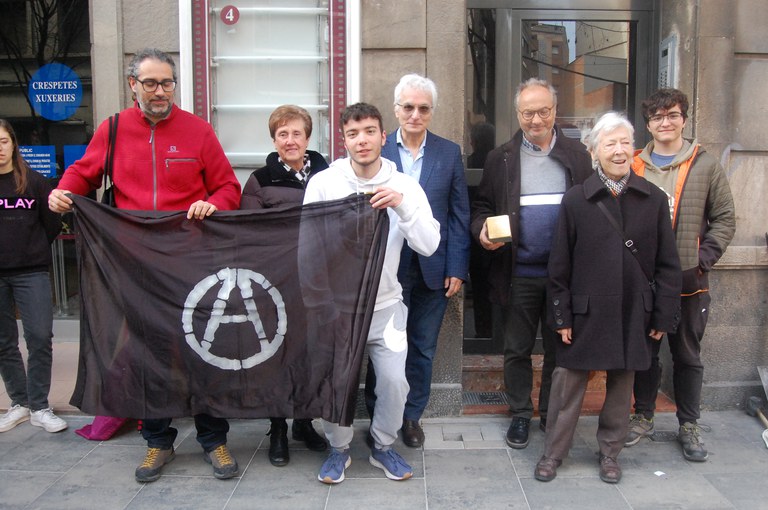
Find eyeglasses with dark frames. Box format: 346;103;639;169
135;78;177;93
648;112;684;124
397;103;433;115
517;107;553;121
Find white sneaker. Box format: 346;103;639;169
30;408;68;433
0;405;30;432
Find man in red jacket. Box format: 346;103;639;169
49;48;241;483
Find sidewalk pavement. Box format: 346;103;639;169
0;410;767;509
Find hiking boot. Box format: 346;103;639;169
30;408;68;433
401;419;425;448
135;447;175;483
598;454;622;483
534;456;561;482
268;420;289;466
369;447;413;481
505;417;530;449
0;405;30;432
678;422;708;462
318;448;351;484
625;414;654;447
292;419;328;452
205;444;239;479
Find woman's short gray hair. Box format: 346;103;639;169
394;74;438;108
584;112;635;154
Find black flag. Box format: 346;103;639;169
70;194;388;426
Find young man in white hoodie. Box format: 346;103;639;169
303;103;440;484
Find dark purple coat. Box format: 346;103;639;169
547;172;681;371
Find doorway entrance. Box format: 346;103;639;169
463;2;655;354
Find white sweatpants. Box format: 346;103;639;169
322;301;409;450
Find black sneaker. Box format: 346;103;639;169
678;422;709;462
135;447;175;483
505;417;530;449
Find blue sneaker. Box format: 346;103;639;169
369;447;413;481
318;448;351;484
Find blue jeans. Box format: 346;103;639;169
0;272;54;411
142;414;230;452
365;258;448;421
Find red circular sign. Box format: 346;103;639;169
220;5;240;25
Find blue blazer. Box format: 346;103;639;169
383;130;471;290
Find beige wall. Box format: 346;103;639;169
361;0;465;146
658;0;768;410
361;0;467;416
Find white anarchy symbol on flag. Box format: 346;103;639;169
182;267;286;370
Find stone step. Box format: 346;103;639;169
462;354;677;415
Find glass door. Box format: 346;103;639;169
464;4;654;354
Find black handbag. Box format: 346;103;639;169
100;113;119;206
596;199;657;294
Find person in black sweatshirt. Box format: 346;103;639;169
0;119;65;434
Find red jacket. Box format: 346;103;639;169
58;104;240;211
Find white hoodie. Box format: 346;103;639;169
304;157;440;310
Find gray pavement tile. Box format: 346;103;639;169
26;444;144;509
225;450;332;510
0;424;97;472
30;485;142;510
616;470;736;510
705;472;768;510
0;471;62;509
326;477;426;510
126;476;236;510
522;476;631;509
425;449;528;509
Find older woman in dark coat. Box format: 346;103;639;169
534;112;681;484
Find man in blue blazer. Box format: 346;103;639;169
366;74;470;447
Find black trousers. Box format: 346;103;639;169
632;292;710;424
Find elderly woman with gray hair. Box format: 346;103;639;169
534;112;681;484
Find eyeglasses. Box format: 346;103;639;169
648;112;684;124
517;107;553;121
397;103;433;116
135;78;177;93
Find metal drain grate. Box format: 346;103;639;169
463;391;510;406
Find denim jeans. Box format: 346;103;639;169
142;414;230;452
364;258;449;421
0;272;54;411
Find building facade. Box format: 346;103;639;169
3;0;765;415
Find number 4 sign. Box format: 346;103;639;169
220;5;240;25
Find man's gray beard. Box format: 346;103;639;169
139;98;172;120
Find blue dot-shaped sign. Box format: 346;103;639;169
28;63;83;121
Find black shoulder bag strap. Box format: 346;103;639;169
595;199;657;292
102;113;119;205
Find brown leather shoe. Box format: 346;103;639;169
534;455;561;482
598;454;622;483
401;419;425;448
